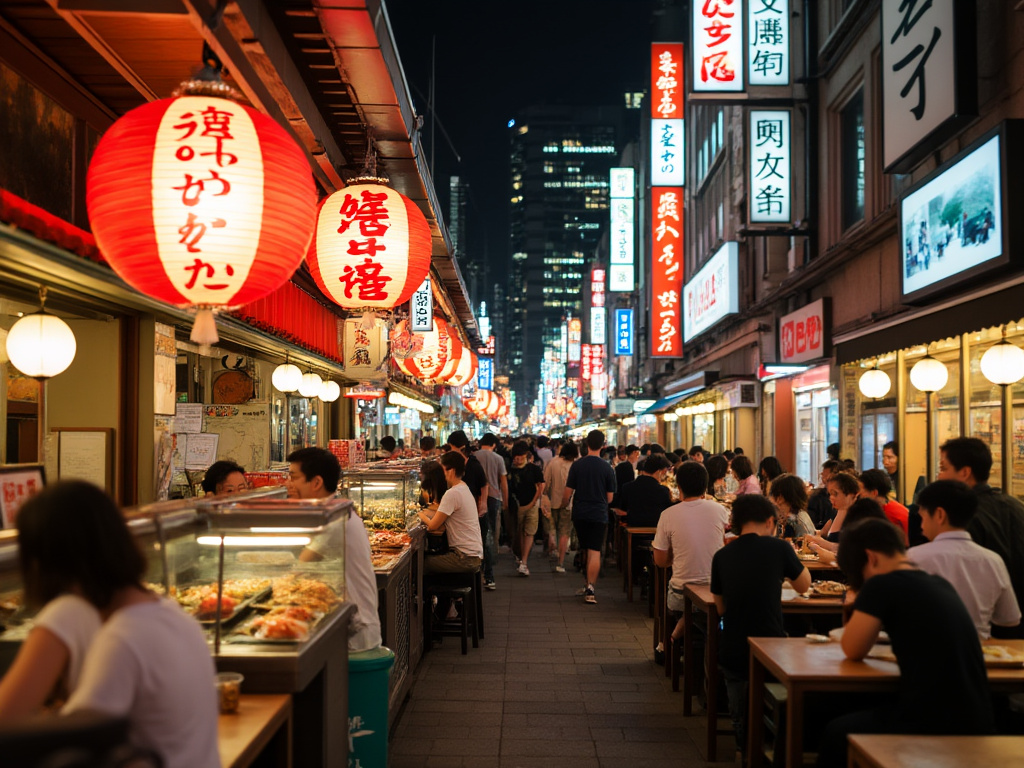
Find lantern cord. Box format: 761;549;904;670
191;308;220;347
206;0;228;34
197;43;225;82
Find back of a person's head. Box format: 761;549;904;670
648;443;666;456
643;454;671;475
769;473;808;512
688;445;704;458
731;494;776;529
858;468;892;497
602;446;617;461
676;460;709;497
585;430;606;452
479;433;498;447
704;455;729;485
17;481;145;610
845;498;887;527
827;442;840;460
639;443;651;456
380;435;397;452
939;437;992;482
731;454;754;479
559;441;580;460
723;450;735;462
821;459;842;474
626;444;640;457
841;458;857;473
537;435;550;449
758;456;785;480
201;459;246;494
439;449;466;477
287;447;341;492
447;430;470;451
837;518;906;590
733;447;745;455
420;435;437;451
827;470;860;496
917;480;978;528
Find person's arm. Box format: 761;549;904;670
788;566;812;594
652;546;671;568
562;485;574;508
819;517;833;536
713;594;726;615
0;627;70;719
500;475;509;510
840;610;883;660
992;569;1022;628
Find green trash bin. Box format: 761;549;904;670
348;646;395;768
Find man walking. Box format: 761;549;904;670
474;433;508;590
563;430;616;604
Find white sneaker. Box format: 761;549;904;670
555;565;566;573
517;562;530;576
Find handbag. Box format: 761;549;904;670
425;529;449;555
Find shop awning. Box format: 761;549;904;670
641;391;692;416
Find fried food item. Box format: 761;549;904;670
252;615;309;640
811;580;846;596
196;593;237;620
270;576;339;614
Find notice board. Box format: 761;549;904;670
200;404;271;471
52;428;114;492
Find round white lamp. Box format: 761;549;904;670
5;309;77;377
909;355;948;392
271;362;303;392
298;371;323;398
981;341;1024;386
319;379;341;402
858;368;891;399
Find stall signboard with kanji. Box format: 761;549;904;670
591;269;607;344
610;168;636;291
568;318;582;362
748;0;789;86
342;318;388;380
693;0;744;93
881;0;977;173
411;277;433;332
592;372;608;408
684;241;739;342
477;357;494;390
650;187;684;357
615;309;634;356
779;298;830;363
651;43;685;186
591;307;606;345
581;344;593;382
748;110;791;223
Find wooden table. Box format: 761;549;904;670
747;638;1024;768
847;734;1024;768
624;526;657;602
682;583;844;762
219;694;292;768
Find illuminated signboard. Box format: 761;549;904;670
651;187;683;357
591;372;608;408
410;278;433;332
610;168;636;291
748;0;790;86
477;357;493;390
615;309;634;356
779;298;831;364
683;241;739;342
568;318;582;362
650;43;685;186
693;0;743;93
748;110;791;224
581;343;593;381
590;268;606;344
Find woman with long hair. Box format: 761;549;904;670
758;456;785;495
731;455;761;496
768;474;815;538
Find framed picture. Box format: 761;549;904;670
0;464;45;529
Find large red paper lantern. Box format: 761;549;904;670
394;318;460;381
87;94;317;343
307;181;432;311
444;347;478;387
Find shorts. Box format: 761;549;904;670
517;503;539;536
550;507;573;538
574;519;607;552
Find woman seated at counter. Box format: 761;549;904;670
0;480;219;768
418;451;484;574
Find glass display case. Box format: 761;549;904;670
340;465;423;532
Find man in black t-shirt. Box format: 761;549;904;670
508;442;545;576
711;495;810;756
447;430;487;515
564;430;617;604
614;453;672;527
817;518;994;768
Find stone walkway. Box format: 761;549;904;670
390;551;735;768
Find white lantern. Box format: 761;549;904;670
6;312;77;378
319;380;341;402
858;368;891;399
909;355;948;392
981;341;1024;386
272;362;303;392
298;372;323;398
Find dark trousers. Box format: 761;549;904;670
480;497;500;582
816;708;893;768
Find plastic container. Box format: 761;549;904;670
215;672;244;714
347;646;395;767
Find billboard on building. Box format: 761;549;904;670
651;187;683;357
692;2;743;92
748;110;792;224
615;309;634;356
748;0;790;86
683;241;739;342
610;168;636;291
651;43;685;186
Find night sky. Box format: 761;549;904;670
385;0;655;280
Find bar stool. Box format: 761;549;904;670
423;569;482;654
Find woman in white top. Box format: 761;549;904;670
11;481;220;768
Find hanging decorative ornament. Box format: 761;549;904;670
86;52;317;345
319;379;341;402
298;371;323;398
909;354;948;392
981;337;1024;386
388;319;425;360
5;287;77;378
271;359;303;393
858;365;892;399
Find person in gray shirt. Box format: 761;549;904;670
474;433;508;589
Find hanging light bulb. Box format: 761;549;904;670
858;366;891;399
981;340;1024;386
909;354;948;392
5;287;77;378
272;360;303;392
298;371;323;398
319;379;341;402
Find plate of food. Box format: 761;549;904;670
982;645;1024;668
808;580;846;598
829;627;890;644
797;553;819;561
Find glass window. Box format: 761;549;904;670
970;327;1009;485
841;90;865;230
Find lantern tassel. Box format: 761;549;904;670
359;310;377;330
191;308;220;346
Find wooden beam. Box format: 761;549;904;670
55;0;187;13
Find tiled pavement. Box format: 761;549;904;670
389;551;736;768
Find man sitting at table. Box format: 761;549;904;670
909;480;1020;640
613;453;672;527
710;494;810;760
818;518;993;768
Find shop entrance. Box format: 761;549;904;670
860;408;895;471
795;388;838;483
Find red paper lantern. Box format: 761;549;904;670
307;181;432;311
444;347;478;387
87;94;317;343
394;318;460;381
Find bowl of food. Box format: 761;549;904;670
215;671;244;714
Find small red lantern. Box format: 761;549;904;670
87;93;317;343
394;318;460;381
307;181;432;311
444;347;478;387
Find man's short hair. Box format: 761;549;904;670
768;474;808;512
447;430;470;453
827;471;860;497
626;445;640;457
882;440;898;455
821;459;842;474
380;435;396;452
287;447;341;493
479;433;498;447
837;518;906;590
675;461;709;497
585;430;606;451
511;441;532;458
643;454;671;475
731;494;776;530
420;435;436;451
917;480;978;528
648;443;667;455
723;450;735;461
733;447;745;455
439;450;466;477
537;435;550;448
202;460;246;494
940;437;992;483
845;498;887;528
688;445;704;457
858;468;892;497
559;441;580;460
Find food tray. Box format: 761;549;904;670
796;553;819;561
229;607;330;644
195;585;271;627
982;645;1024;668
808;581;846;598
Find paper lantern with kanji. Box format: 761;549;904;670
464;389;497;418
87;94;318;343
394;318;461;381
307;181;432;311
444;347;478;387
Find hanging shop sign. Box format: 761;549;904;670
748;0;790;86
342;317;388;380
591;269;607;344
683;241;739;342
651;187;684;357
615;309;634;356
592;372;608;408
410;277;433;332
900;122;1024;304
651;43;685;187
779;298;831;364
881;0;977;173
693;1;743;93
477;356;494;390
568;318;582;363
581;344;594;382
609;168;636;291
748;110;791;224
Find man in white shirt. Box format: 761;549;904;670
418;450;484;573
910;480;1020;639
